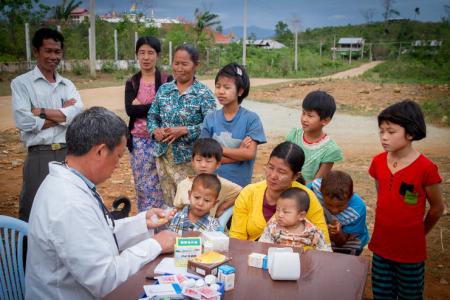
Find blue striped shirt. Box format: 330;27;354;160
308;178;369;248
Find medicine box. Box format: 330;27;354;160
174;237;202;267
187;251;231;276
218;264;235;291
201;231;230;252
248;252;268;269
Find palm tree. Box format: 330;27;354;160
414;7;420;20
194;8;221;45
53;0;83;24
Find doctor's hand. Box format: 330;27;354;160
146;207;176;229
153;230;177;254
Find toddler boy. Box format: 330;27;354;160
168;173;222;235
308;170;369;255
174;138;241;227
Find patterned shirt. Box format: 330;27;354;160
168;205;220;235
259;216;331;251
147;79;216;164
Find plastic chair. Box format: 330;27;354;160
0;215;28;300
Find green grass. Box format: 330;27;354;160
422;99;450;126
362;58;450;84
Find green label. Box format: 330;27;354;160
404;190;418;205
176;237;201;247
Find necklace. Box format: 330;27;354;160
393;161;398;168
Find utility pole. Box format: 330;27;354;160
114;29;118;61
89;0;96;77
25;23;31;70
349;43;352;64
242;0;247;66
169;41;172;65
320;40;323;57
333;35;336;61
135;32;138;61
291;15;300;72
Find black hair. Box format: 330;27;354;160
173;43;199;64
320;170;353;202
377;100;426;141
32;28;64;50
215;63;250;104
67;107;128;156
279;187;310;212
191;173;222;198
302;91;336;120
269;141;306;184
192;138;223;161
135;36;161;54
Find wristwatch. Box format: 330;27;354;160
39;108;46;119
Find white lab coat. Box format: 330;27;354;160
26;162;162;299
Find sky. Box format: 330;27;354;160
42;0;448;30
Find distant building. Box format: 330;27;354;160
412;40;443;47
246;39;286;49
333;37;365;58
100;5;180;28
69;8;89;24
214;32;234;44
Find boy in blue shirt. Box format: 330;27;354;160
308;170;368;255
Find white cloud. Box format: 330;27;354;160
330;14;347;19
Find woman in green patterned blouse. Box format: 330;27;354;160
147;44;216;206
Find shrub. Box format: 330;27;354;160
101;61;117;73
72;62;88;76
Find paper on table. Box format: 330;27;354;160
154;257;201;279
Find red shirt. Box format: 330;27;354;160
368;152;441;263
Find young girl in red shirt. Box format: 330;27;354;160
369;100;444;299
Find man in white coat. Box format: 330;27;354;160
26;106;177;299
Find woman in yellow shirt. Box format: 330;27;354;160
229;141;330;243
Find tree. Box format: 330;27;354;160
274;21;292;45
360;8;376;24
0;0;50;57
442;5;450;24
194;8;221;45
381;0;400;34
53;0;82;24
414;7;420;20
381;0;400;23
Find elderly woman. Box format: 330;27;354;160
125;36;172;211
229;141;330;245
147;44;216;205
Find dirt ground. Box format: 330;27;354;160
0;69;449;298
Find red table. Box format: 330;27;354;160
104;238;369;300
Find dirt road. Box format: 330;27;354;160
0;61;382;130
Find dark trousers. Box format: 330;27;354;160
19;147;67;222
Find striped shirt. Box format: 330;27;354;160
308;178;369;248
168;205;220;235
